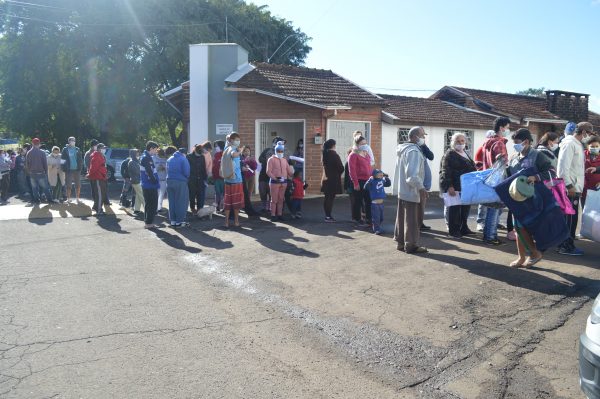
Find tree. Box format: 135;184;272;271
0;0;311;147
516;87;545;98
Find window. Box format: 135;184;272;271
397;128;410;144
445;129;474;156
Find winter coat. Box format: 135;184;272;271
47;154;65;187
508;148;553;179
347;151;372;188
88;151;107;180
481;136;508;170
25;147;48;174
140;150;159;189
221;147;242;183
393;142;425;203
61;145;83;172
291;177;306;200
128;158;141;185
153;155;168;182
242;156;258;180
536;146;558;170
421;144;434;191
584;150;600;192
167;151;190;182
439;150;476;193
187;152;207;184
557;135;585;193
321;150;344;195
212;151;223;180
203;151;213;178
365;176;391;201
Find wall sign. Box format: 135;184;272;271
216;124;233;136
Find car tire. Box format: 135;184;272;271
106;166;115;182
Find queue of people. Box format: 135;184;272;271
3;118;599;268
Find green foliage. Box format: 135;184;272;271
515;87;546;98
0;0;311;148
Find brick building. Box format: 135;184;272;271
163;43;385;194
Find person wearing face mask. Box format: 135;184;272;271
535;132;559;170
393;126;428;254
506;128;552;267
14;147;29;199
353;131;375;167
84;139;99;174
583;135;600;210
61;136;83;202
439;132;477;239
186;144;208;215
220;133;245;227
47;146;66;202
557;122;592;256
266;141;293;221
348;135;373;227
293;139;304;173
258;136;286;213
140;141;161;228
0;149;11;204
88;143;108;215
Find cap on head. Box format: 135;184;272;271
96;143;106;150
275;141;285;152
90;139;99;146
564;122;577;136
68;136;75;142
372;169;382;177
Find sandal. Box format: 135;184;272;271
509;259;525;268
524;256;542;268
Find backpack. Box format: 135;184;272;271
121;158;130;179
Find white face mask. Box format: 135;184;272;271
550;143;559;151
69;141;75;147
232;140;241;147
276;152;284;159
92;146;97;151
454;144;466;151
504;128;511;137
417;138;425;146
100;149;106;155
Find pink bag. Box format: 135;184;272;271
544;178;575;215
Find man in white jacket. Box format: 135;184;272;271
393;126;427;254
557;121;593;255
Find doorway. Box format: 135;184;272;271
327;120;371;160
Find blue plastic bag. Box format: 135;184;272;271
460;169;501;205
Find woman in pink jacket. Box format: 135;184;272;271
348;135;372;226
267;141;293;221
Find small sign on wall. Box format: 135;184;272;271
216;124;233;136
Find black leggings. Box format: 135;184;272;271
324;193;336;218
351;180;371;222
143;188;158;225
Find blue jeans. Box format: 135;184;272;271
371;203;384;233
483;207;499;240
291;198;302;214
477;204;486;224
29;173;53;203
167;179;189;224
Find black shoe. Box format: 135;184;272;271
461;230;476;236
448;233;462;239
420;224;431;230
277;216;285;222
484;238;504;246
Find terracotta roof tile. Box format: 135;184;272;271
447;87;563;121
381;94;496;128
233;62;385;107
588;111;600;130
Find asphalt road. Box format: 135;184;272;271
0;181;598;398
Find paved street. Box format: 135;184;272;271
0;183;598;398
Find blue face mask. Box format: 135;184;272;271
514;143;524;153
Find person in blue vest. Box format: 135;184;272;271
140;141;161;229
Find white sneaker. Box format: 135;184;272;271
477;223;484;232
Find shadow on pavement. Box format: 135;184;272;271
27;203;52;225
151;228;202;254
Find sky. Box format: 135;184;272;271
250;0;600;112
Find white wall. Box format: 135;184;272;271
381;123;490;193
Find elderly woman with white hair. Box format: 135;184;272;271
439;132;477;238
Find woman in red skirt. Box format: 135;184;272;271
221;133;244;227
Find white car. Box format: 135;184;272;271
580;294;600;398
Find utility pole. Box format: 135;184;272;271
225;16;228;43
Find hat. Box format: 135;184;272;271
90;139;99;146
564;122;577;136
31;138;40;145
274;141;285;152
51;146;60;152
509;176;534;202
96;143;106;150
372;169;383;176
485;130;496;138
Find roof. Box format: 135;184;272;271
431;86;564;121
229;62;385;108
589;111;600;130
380;94;496;128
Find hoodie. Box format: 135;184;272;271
365;176;391;201
393;143;425;203
557;134;585;193
140;150;160;189
88;151;107;180
127;150;141;184
481;135;508;170
167;150;190;182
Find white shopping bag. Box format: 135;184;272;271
442;192;462;207
581;190;600;243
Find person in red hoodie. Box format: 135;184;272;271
88;143;108;216
290;170;308;219
211;140;225;212
583;135;600;209
348;135;372;227
479;117;510;245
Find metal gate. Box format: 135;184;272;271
327;120;371;160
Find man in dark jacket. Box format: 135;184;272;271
61;136;83;202
26;138;55;204
140;141;160;228
419;143;434;230
186;145;207;214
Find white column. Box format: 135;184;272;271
189;44;209;150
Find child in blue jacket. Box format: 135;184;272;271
365;169;391;234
